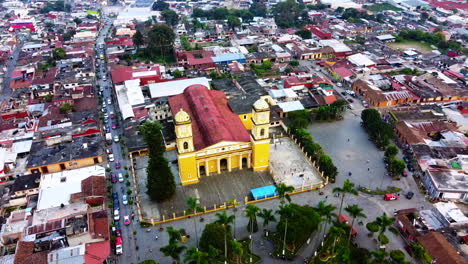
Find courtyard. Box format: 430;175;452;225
269;136;324;189
135;155;274;222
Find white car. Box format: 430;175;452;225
122;195;128;205
113;209;120;221
109;153;115;162
102;102;106;108
113;135;119;142
107;98;112;105
118;173;124;183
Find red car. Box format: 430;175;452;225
111;174;117;183
110;112;115;119
115;161;121;169
124;215;130;225
112;123;117;129
384;194;399;201
402;170;408;177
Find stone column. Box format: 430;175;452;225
217;158;221;174
228;156;232;172
247;153;251;169
205;160;210;176
239;154;243;170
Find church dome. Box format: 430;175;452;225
174;109;190;123
253;99;269;111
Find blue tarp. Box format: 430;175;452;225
250;185;277;200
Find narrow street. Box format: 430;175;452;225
1;37;24;102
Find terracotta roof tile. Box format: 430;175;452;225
417;232;468;264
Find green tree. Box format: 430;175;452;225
140;121;176;201
276;183;294;204
228;199;240;239
200;223;232;259
227;15;241;30
73;18;82;24
133;30;144;48
249;2;267;17
318;154;338;180
152;0;168;11
332;179;358;216
146;24;175;60
59;102;73;113
384;145;398;158
390;249;406;263
409;242;432;264
344;204;366;245
276;203;294;256
172;69;183;78
289;60;300;67
180;35;192;51
295;29;312;39
245;204;260;233
370;249;389;263
167;226;183;243
389;159;406;176
215;211;235;263
272;0;308;28
314;201;336;241
186;197;203;250
374;213;398;248
230;240;243;264
52;48;66;60
162;9;179;27
160;241;186;264
366;222;379;237
257;208;276;235
184;247;209;264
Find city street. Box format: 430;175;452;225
1;37;24;102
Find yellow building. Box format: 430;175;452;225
169;85;270;185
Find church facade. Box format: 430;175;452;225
168;85;270;185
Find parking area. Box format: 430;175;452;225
134;155;274;221
270;137;324;189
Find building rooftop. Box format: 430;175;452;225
26;135;104;169
36;165;105;211
417;232;468;264
169;85;251;150
148;77;211;99
10;173;40;194
426;169;468;194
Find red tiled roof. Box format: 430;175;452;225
417;232;468;264
110;65;161;84
334;66;353;78
323;95;337;105
85;241;110;264
169;85;250;150
428;0;468;10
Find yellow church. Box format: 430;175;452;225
168;84;270;185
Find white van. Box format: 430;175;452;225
113;209;120;221
118;173;124;182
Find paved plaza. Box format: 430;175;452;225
270;137;324;189
135;155;274;221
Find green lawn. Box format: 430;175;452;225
365;3;402;12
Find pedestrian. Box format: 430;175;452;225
325;196;328;199
368;168;370;171
347;138;350;142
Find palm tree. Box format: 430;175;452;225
257;208;276;236
370;249;389;264
332;179;358;215
186;197;203;250
167;226;183;243
160;241;186;264
276;183;294;204
276;203;294;256
375;213;398;250
315;201;337;241
329;222;347;254
184;247;210;264
344;204;366;246
215;211;235;264
230;240;244;264
245;204;260;233
228;199;240;240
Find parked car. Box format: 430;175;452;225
107;148;113;154
107;98;112;105
113;209;120;221
111;174;117;183
110;112;115;119
406;192;414;199
108;153;114;162
115;237;123;255
115;161;121;169
407;164;415;172
112;123;117;130
124;215;130;225
402;170;408;177
118;173;124;182
122;195;128;205
115;228;122;237
341;91;347;96
114;135;119;142
348;98;354;103
384;194;399;201
362;101;369;108
112;191;118;200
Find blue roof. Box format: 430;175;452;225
250;185;277;200
212;53;245;63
